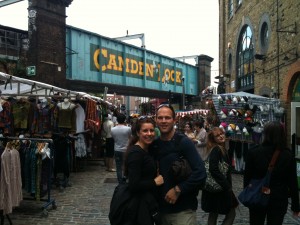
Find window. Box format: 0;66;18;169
228;0;233;19
258;14;271;54
236;25;254;91
260;22;269;48
0;29;20;49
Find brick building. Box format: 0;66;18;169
0;0;72;87
219;0;300;145
27;0;72;88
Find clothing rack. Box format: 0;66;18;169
0;136;57;217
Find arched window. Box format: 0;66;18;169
236;25;254;91
258;14;271;54
260;22;269;48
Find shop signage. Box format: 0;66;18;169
90;44;183;85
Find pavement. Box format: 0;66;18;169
3;159;300;225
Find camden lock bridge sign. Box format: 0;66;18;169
66;26;203;98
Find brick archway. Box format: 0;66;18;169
283;61;300;102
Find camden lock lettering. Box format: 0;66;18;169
91;45;183;85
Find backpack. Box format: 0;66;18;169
170;133;192;182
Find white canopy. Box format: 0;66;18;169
0;72;112;106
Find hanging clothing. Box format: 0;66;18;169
0;144;23;215
75;104;86;133
19;141;50;198
75;134;86;157
57;104;76;131
53;135;71;179
11;99;32;130
31;103;54;134
85;99;100;133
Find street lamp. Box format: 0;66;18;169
181;76;185;110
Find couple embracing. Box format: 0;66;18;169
115;104;236;225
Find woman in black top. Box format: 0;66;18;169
124;116;164;225
201;127;237;225
244;121;300;225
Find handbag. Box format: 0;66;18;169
203;157;229;192
238;149;280;209
109;183;132;225
170;156;192;183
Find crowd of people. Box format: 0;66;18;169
104;104;300;225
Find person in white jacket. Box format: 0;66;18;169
193;120;207;160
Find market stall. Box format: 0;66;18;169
0;72;113;219
212;92;284;172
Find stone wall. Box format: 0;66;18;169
219;0;300;145
219;0;299;96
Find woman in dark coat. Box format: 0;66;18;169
243;121;300;225
201;127;237;225
123;116;164;225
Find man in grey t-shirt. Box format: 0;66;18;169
111;113;132;183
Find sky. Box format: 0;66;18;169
0;0;219;86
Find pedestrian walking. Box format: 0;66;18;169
243;121;300;225
150;104;206;225
123;116;164;225
193;120;207;160
111;113;132;183
201;127;237;225
102;113;115;172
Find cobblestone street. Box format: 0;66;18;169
3;160;300;225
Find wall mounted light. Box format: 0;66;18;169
254;54;266;60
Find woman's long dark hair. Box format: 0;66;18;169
123;117;156;177
262;121;286;150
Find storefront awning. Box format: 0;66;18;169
176;109;209;117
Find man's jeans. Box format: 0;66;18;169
114;151;125;183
